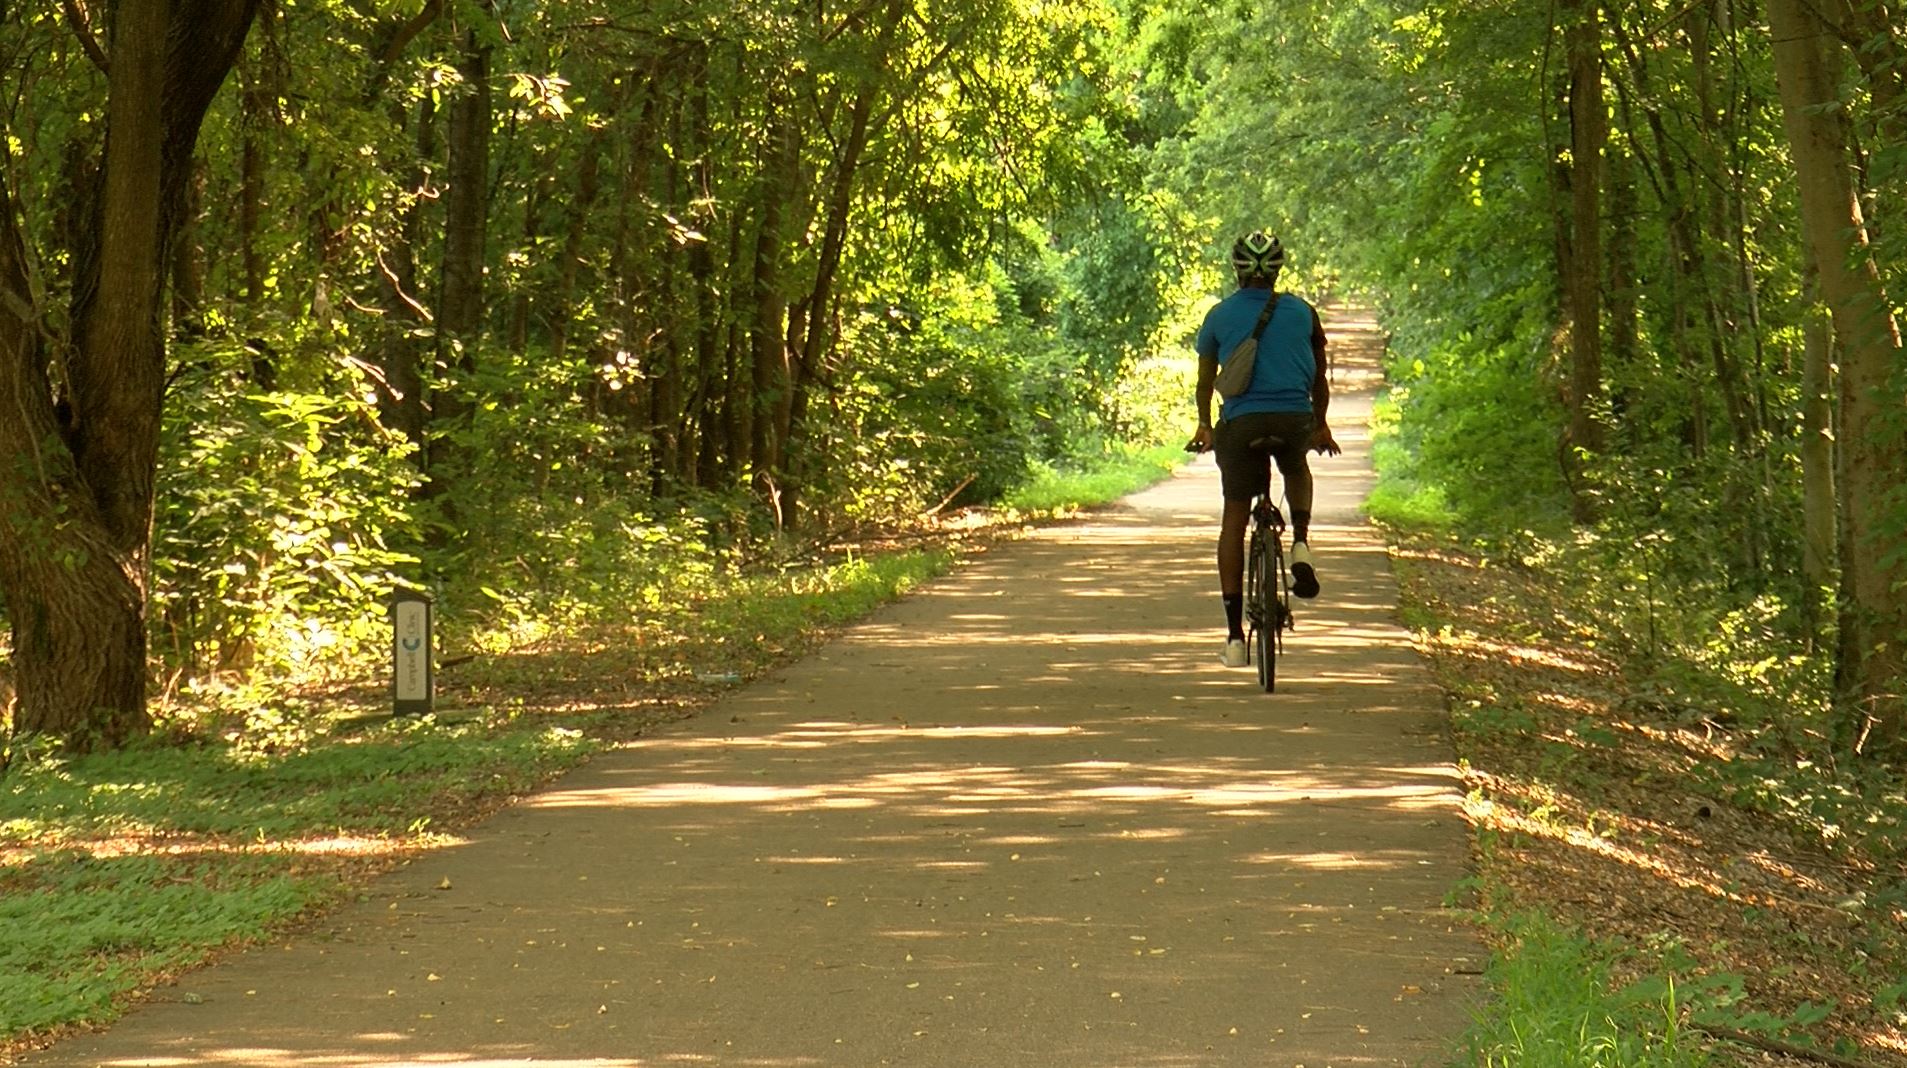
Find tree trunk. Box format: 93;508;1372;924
239;60;268;308
428;23;492;487
751;98;798;488
1562;0;1605;474
0;176;150;751
374;95;434;455
507;171;544;355
1768;0;1907;746
1611;20;1710;457
1799;293;1837;644
0;0;258;750
605;78;659;479
780;88;875;529
1825;0;1907;194
548;127;605;364
1690;12;1760;464
170;158;207;338
1605;145;1638;429
686;50;723;488
439;28;492;337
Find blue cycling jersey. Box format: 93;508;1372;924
1196;289;1320;421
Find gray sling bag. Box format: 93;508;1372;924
1212;294;1278;399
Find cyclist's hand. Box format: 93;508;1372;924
1187;425;1215;453
1312;426;1343;456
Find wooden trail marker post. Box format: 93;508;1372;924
390;587;434;716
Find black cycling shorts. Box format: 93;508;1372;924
1214;411;1314;503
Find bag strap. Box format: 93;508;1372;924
1248;292;1279;340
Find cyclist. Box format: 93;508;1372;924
1189;231;1341;668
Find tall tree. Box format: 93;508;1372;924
1561;0;1606;486
1767;0;1906;745
426;13;494;493
0;0;260;749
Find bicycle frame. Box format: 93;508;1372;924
1243;458;1294;692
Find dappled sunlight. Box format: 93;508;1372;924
530;761;1460;819
1471;794;1740;902
1238;851;1404;871
91;1056;779;1067
0;831;465;867
1387;544;1488;570
1421;630;1607;676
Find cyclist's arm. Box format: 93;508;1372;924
1192;316;1221;448
1194;354;1219;449
1309;309;1342;456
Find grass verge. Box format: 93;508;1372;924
1459;913;1711;1068
997;442;1186;515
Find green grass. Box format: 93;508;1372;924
0;718;599;1035
1365;391;1459;530
701;549;951;646
1;720;598;842
998;442;1186;514
1;854;329;1033
1459;914;1712;1068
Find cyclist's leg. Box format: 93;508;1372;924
1218;500;1251;598
1263;413;1321;598
1262;413;1317;538
1213;418;1273;647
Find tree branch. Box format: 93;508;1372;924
1692;1025;1883;1068
379;0;444;66
60;0;109;74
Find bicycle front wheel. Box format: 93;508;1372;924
1255;533;1279;693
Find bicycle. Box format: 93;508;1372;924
1187;433;1296;692
1242;435;1295;692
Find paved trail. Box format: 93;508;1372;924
27;309;1482;1068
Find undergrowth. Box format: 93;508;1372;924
1371;365;1907;1061
1459;914;1711;1068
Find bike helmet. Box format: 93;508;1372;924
1231;231;1285;282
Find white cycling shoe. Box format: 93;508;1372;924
1290;541;1321;599
1220;638;1249;668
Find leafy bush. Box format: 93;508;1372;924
1374;322;1573;536
151;341;419;685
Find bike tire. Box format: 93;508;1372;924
1255;532;1278;692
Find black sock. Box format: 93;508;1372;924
1223;594;1244;641
1292;510;1311;545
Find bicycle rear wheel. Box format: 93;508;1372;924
1255;531;1279;692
